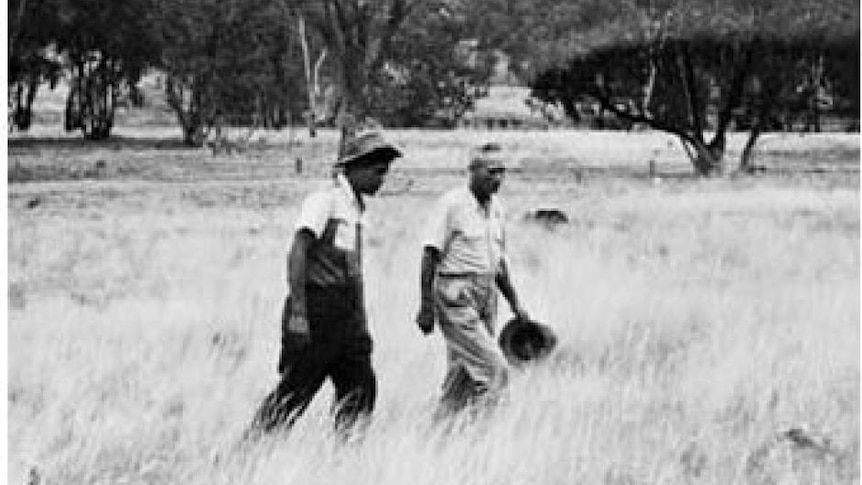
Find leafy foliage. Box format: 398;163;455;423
291;0;495;133
364;2;495;127
9;0;64;130
526;0;860;175
52;0;161;139
153;0;307;145
10;0;498;141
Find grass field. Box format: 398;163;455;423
7;127;860;484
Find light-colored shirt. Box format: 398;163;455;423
294;174;364;287
423;186;506;276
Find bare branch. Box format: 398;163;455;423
676;42;705;140
714;41;754;139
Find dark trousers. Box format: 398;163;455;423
251;285;375;434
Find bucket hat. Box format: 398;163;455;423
468;142;506;171
336;131;402;167
498;317;558;366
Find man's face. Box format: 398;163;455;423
348;160;392;195
470;164;506;199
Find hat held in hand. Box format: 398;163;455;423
498;317;558;366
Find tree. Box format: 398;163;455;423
363;2;495;127
53;0;160;140
526;0;859;175
734;36;859;167
153;0;307;146
8;0;63;131
287;0;497;145
288;0;422;143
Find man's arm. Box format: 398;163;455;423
496;259;529;322
416;246;441;334
353;270;366;327
287;229;315;344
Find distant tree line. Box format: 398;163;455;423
9;0;859;176
9;0;497;145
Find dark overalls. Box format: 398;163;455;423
252;194;375;434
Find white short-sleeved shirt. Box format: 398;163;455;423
422;186;506;276
294;174;365;287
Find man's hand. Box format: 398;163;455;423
415;304;435;335
286;313;311;347
512;303;531;323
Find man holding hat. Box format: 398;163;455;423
251;131;401;434
415;142;531;414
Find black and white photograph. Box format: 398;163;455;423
6;1;860;483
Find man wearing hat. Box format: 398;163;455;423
415;142;532;414
251;131;401;434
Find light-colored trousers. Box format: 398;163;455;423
435;274;509;409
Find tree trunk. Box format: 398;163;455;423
11;74;39;131
166;75;211;147
689;136;726;177
65;56;118;141
807;55;825;133
298;15;319;137
81;69;116;140
738;75;776;173
739;126;762;171
65;62;85;132
642;57;657;118
333;53;370;155
336;100;357;157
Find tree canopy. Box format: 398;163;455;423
524;0;860;174
9;0;499;143
56;0;160;139
152;0;307;145
288;0;495;142
10;0;65;130
8;0;859;153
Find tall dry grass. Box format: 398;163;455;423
8;132;860;485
